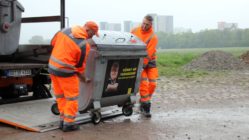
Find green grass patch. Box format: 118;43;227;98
157;47;249;77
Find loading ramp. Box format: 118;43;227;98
0;99;122;132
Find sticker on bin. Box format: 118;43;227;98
7;69;32;77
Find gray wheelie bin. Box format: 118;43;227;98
0;0;24;55
51;31;147;124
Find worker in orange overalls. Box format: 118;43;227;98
131;15;158;118
48;21;99;132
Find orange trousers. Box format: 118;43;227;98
50;74;79;124
139;67;158;103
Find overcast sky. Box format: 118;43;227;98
18;0;249;43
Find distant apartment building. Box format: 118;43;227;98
99;22;121;31
217;22;238;30
124;21;132;32
148;13;158;32
132;22;140;30
108;23;121;31
100;22;108;30
123;14;174;33
157;15;173;33
147;13;174;33
102;14;174;33
124;21;141;32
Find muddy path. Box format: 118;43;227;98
1;71;249;140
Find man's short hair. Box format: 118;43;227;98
112;62;119;70
144;15;153;22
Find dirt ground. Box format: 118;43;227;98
1;70;249;140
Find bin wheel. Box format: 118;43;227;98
122;105;133;116
51;103;60;115
91;111;101;124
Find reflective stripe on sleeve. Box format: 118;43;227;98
145;33;155;45
66;96;79;101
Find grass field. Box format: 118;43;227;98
157;47;249;77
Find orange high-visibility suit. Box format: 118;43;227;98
131;26;158;103
48;26;90;125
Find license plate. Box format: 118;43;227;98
7;69;32;77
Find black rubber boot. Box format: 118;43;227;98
59;121;63;129
62;124;80;132
140;102;151;118
139;102;145;112
143;103;152;118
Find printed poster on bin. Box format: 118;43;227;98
102;59;139;97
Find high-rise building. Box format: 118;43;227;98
124;21;141;32
157;15;173;33
108;23;121;31
100;22;108;30
146;14;174;33
99;22;121;31
131;22;140;29
148;13;158;32
124;21;133;32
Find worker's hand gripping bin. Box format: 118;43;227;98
51;31;147;124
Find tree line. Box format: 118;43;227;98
156;29;249;49
28;29;249;49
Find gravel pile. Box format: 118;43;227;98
184;50;248;71
240;50;249;64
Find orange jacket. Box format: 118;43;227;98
131;26;158;68
48;26;91;77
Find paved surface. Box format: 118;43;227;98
1;71;249;140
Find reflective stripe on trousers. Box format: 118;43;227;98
139;67;158;103
50;74;79;123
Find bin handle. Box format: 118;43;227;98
1;22;11;32
115;38;126;43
